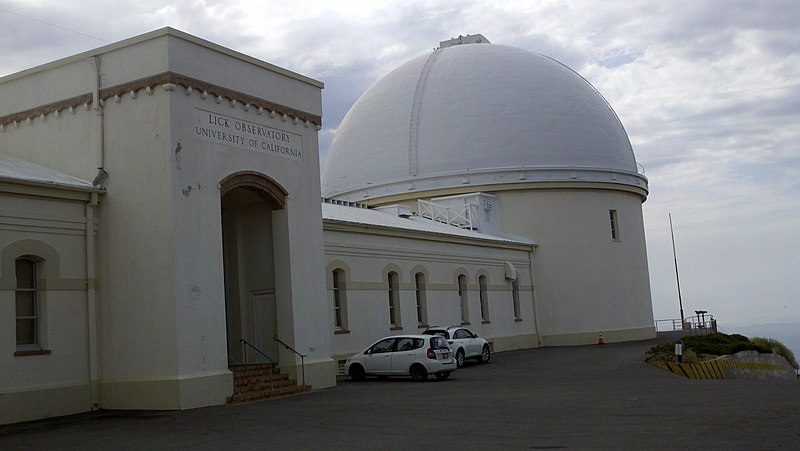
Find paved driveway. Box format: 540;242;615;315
2;335;799;449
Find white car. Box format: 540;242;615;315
422;326;490;368
345;335;455;381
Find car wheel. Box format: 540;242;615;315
478;344;491;364
435;372;451;381
348;364;366;381
455;349;465;368
409;364;428;382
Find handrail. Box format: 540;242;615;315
655;315;717;334
274;335;307;387
239;338;275;392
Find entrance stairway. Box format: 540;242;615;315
227;363;311;404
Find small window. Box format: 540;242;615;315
479;275;489;322
458;274;469;324
15;257;40;349
415;272;428;326
609;209;620;240
332;269;348;332
388;271;401;328
512;279;521;320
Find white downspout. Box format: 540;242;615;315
89;56;105;170
87;56;104;410
528;247;543;346
86;193;100;410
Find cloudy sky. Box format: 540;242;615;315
2;0;798;331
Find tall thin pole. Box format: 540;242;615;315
669;213;685;327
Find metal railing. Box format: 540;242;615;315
655;315;717;334
239;338;275;391
417;199;479;230
274;335;307;387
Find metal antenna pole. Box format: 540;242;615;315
669;213;685;327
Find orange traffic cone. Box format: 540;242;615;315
597;332;605;345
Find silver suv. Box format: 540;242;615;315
422;326;490;368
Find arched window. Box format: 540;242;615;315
388;271;401;328
332;269;348;332
458;274;469;325
414;272;428;327
15;257;40;349
479;275;490;323
512;279;521;320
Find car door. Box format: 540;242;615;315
365;338;396;374
458;328;480;357
391;337;419;374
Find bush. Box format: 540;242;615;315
751;337;799;370
682;333;768;356
683;349;698;363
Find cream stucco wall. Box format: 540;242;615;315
323;220;538;365
1;28;333;421
497;188;655;344
0;187;95;424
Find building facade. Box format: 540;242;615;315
1;30;654;424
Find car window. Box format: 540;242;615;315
454;329;469;339
396;338;418;351
430;336;449;349
370;338;396;354
423;329;449;339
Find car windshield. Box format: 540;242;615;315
422;329;450;339
430;337;450;349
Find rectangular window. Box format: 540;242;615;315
15;258;39;349
479;275;490;323
388;272;401;328
332;269;348;332
415;272;428;327
512;279;521;320
609;209;620;241
458;274;469;325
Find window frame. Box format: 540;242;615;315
387;271;401;329
332;268;349;333
15;256;41;352
458;274;470;325
479;274;490;323
414;272;428;328
609;209;620;241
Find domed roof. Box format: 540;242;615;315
321;38;648;201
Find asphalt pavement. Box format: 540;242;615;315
2;333;799;450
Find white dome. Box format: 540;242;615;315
321;40;648;200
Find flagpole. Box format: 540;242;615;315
669;213;685;328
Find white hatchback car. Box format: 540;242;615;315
422;326;490;368
345;335;455;381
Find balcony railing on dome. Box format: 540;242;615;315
417;199;480;230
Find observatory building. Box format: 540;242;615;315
322;34;655;347
0;29;654;424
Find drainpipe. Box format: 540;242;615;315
86;192;100;410
527;247;543;346
88;57;105;171
87;55;104;410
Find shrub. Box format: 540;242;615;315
682;333;768;356
683;349;698;363
751;337;799;370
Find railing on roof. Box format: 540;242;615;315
321;197;370;209
655;315;717;335
417;199;479;230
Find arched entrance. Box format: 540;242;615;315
220;171;288;364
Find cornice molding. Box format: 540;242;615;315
0;71;322;130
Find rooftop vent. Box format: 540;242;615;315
439;34;490;49
374;204;414;218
